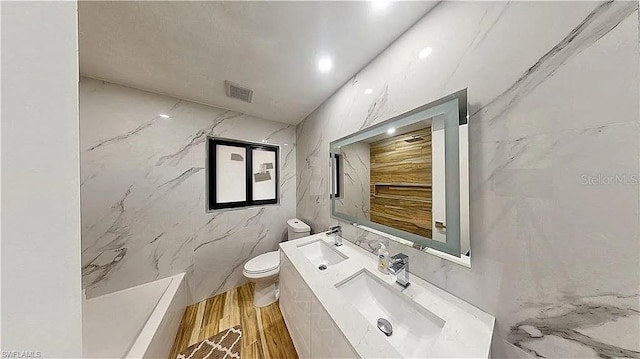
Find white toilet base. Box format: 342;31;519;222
253;279;278;307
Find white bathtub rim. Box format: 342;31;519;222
85;275;173;303
125;272;186;359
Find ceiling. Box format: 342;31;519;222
79;1;437;125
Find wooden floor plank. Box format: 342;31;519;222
255;307;270;359
169;282;298;359
243;341;264;359
168;303;199;359
219;286;241;331
188;301;206;346
238;283;265;359
198;292;225;341
260;303;299;359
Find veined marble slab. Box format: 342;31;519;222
80;77;296;303
280;232;495;358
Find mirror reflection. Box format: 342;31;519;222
331;90;469;263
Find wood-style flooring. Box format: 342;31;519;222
169;282;298;359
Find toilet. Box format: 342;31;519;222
243;218;311;307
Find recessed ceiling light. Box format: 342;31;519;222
418;47;433;59
284;143;289;146
364;88;374;95
387;128;396;134
318;56;333;73
371;0;390;12
159;114;170;119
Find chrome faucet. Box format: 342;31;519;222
389;253;410;288
327;225;343;246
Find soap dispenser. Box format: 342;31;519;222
377;243;389;274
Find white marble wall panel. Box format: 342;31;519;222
80;77;296;303
335;142;371;220
296;1;639;357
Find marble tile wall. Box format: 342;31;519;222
334;142;371;221
296;1;640;357
80;77;296;304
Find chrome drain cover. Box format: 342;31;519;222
377;318;393;336
318;264;327;271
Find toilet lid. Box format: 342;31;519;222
244;251;280;274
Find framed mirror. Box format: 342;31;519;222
330;89;469;264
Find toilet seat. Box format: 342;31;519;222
243;251;280;275
242;218;310;307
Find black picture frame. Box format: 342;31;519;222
207;137;279;211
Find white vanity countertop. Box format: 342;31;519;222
280;233;495;358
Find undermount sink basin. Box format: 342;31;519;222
297;239;347;269
336;270;445;358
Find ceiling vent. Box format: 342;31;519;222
225;81;254;103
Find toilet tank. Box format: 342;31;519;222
287;218;311;240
